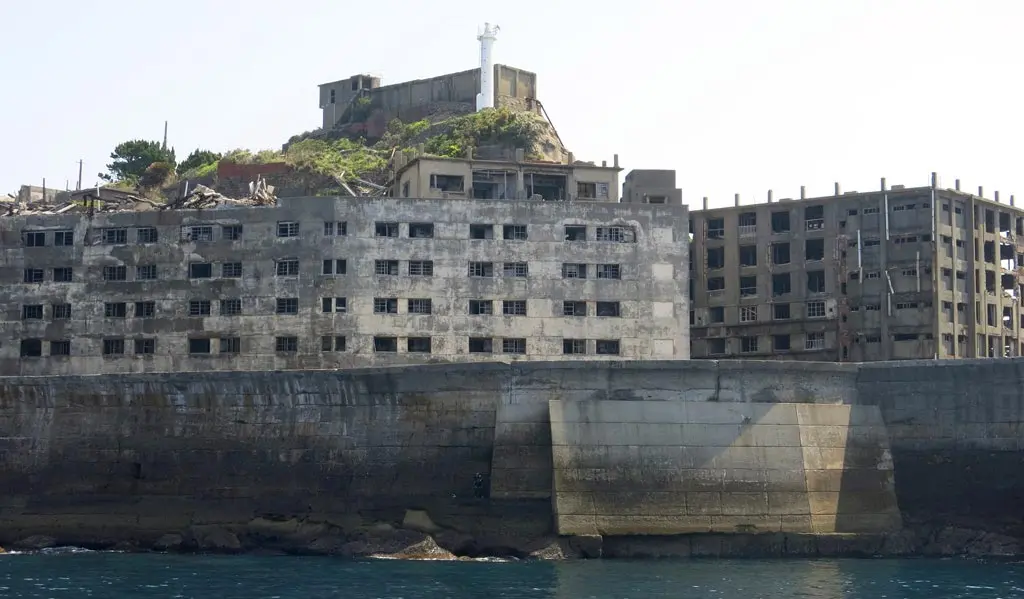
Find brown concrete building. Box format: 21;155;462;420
689;174;1024;362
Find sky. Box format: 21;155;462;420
1;0;1021;208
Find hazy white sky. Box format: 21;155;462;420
1;0;1021;208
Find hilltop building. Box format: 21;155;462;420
0;188;689;376
688;174;1024;362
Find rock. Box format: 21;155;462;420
528;538;571;560
200;528;241;552
433;530;475;555
566;534;603;559
402;509;441;534
246;517;328;546
0;546;6;554
152;534;184;551
341;529;453;559
13;535;56;551
967;531;1021;556
111;541;137;553
304;536;345;555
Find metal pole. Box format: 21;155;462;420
77;160;83;191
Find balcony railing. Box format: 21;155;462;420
805;219;824;231
738;224;757;237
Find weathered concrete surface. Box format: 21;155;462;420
550;401;900;536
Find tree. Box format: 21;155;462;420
139;162;175;189
99;140;175;183
176;149;220;176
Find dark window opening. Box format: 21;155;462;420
805;238;825;261
469;338;493;353
20;338;42;357
807;271;826;293
409;223;434;238
771;242;790;265
373;336;398;352
188;338;212;354
772;273;791;297
375;222;399;237
407;337;432;353
709;306;725;323
771;211;791;233
739;275;757;297
470;224;494;239
739;245;757;267
564;225;586;241
707;247;725;269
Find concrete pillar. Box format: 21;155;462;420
955;179;961;191
767;189;774;203
1011;195;1016;207
979;186;984;197
931;172;938;188
734;193;740;207
800;186;806;200
881;177;887;191
613;154;619;168
834;182;841;196
996;191;1001;203
702;197;708;210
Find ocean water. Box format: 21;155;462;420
1;551;1024;598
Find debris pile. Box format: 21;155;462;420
171;178;276;210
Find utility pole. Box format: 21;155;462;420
76;160;83;191
163;121;168;151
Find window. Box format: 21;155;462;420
276;259;299;276
52;303;71;319
740;306;757;323
408;298;432;314
409;223;434;238
805;332;825;350
24;231;45;247
322;297;347;313
771;211;791;233
503;262;529;277
596;340;621;355
563;301;587;316
706;247;725;269
375;222;399;237
321;336;346;352
189;263;212;279
596;301;621;317
596;226;635;243
104;302;127;318
130;337;154;356
374;336;398;352
470;224;494;239
707;277;725;293
24;268;44;283
50;340;70;356
562;263;587;279
135;301;155;318
564;225;587;241
738;245;758;267
52;268;72;284
323;221;346;236
54;230;73;246
563;339;587;354
469;338;493;353
275;336;298;352
21;305;43;320
277;221;299;238
222;262;243;278
807;271;826;293
137;227;158;243
103;265;127;281
183;225;213;242
469;262;494;277
707;218;725;239
738;212;757;236
102;338;125;355
805;238;825;261
219;337;241;354
223;224;243;241
503;300;527;316
189;300;211;316
276;298;298;314
20;339;42;357
774;304;790;320
709;306;725;323
409;260;433;276
807;301;826;318
188;338;212;354
220;299;242;316
739;276;757;297
469;300;493;315
773;334;791;351
136;265;156;280
772;273;791;297
596;264;621;279
804;205;824;230
375;260;399;275
374;298;398;314
503;224;528;240
322;259;347;275
102;228;127;244
502;338;526;354
741;337;759;353
407;337;432;353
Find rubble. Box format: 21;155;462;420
170;178;276;210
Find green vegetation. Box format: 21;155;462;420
99;140;176;183
282;138;387;182
422;108;543;158
176;149;221;177
139;162;175;189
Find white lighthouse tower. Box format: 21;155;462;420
476;23;500;112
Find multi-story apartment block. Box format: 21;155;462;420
0;195;689;375
689;175;1024;362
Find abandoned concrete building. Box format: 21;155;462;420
689;175;1024;361
393;154;622;202
0;194;689;376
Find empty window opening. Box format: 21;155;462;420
707;277;725;293
525;173;567;201
53;268;73;283
985;209;996;234
135;301;155;318
407;337;432;353
469;262;494;277
564;225;587;241
23;231;45;247
805;205;824;230
54;230;73;246
472;170;516;199
322;221;346;236
409;223;434;238
596;301;621;317
739;245;758;267
322;297;347;313
984;240;996;264
188;338;212;355
707;247;725;269
773;334;791;350
986;271;997;293
563;263;587;279
771;211;791;233
136;265;156;280
596;340;621;355
430;174;465;192
102;228;127;244
771;242;790;265
137;227;158;243
707;338;726;355
470;224;495;239
101;338;125;355
710;306;725;323
375;222;399;237
469;338;494;353
738;212;756;236
374;298;398;314
469;300;493;315
189;263;212;279
223;224;243;240
50;340;71;356
104;302;127;318
503;225;528;240
707;218;725;239
321;336;346;352
20;339;42;357
563;301;587;317
772;273;791;298
739;275;757;297
807;271;826;293
805;238;825;261
563;339;587;355
773;303;791;320
322;259;347;275
23;268;44;283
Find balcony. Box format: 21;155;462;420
738;225;757;238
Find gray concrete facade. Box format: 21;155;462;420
0;196;689;375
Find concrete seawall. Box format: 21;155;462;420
0;358;1022;556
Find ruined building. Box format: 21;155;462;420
0;188;689;376
688;174;1024;361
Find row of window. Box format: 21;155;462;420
17;299;627;319
21;221;637;246
702;202;929;239
21;260;624;283
703;332;828;354
695;301;830;325
18;336;623;357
